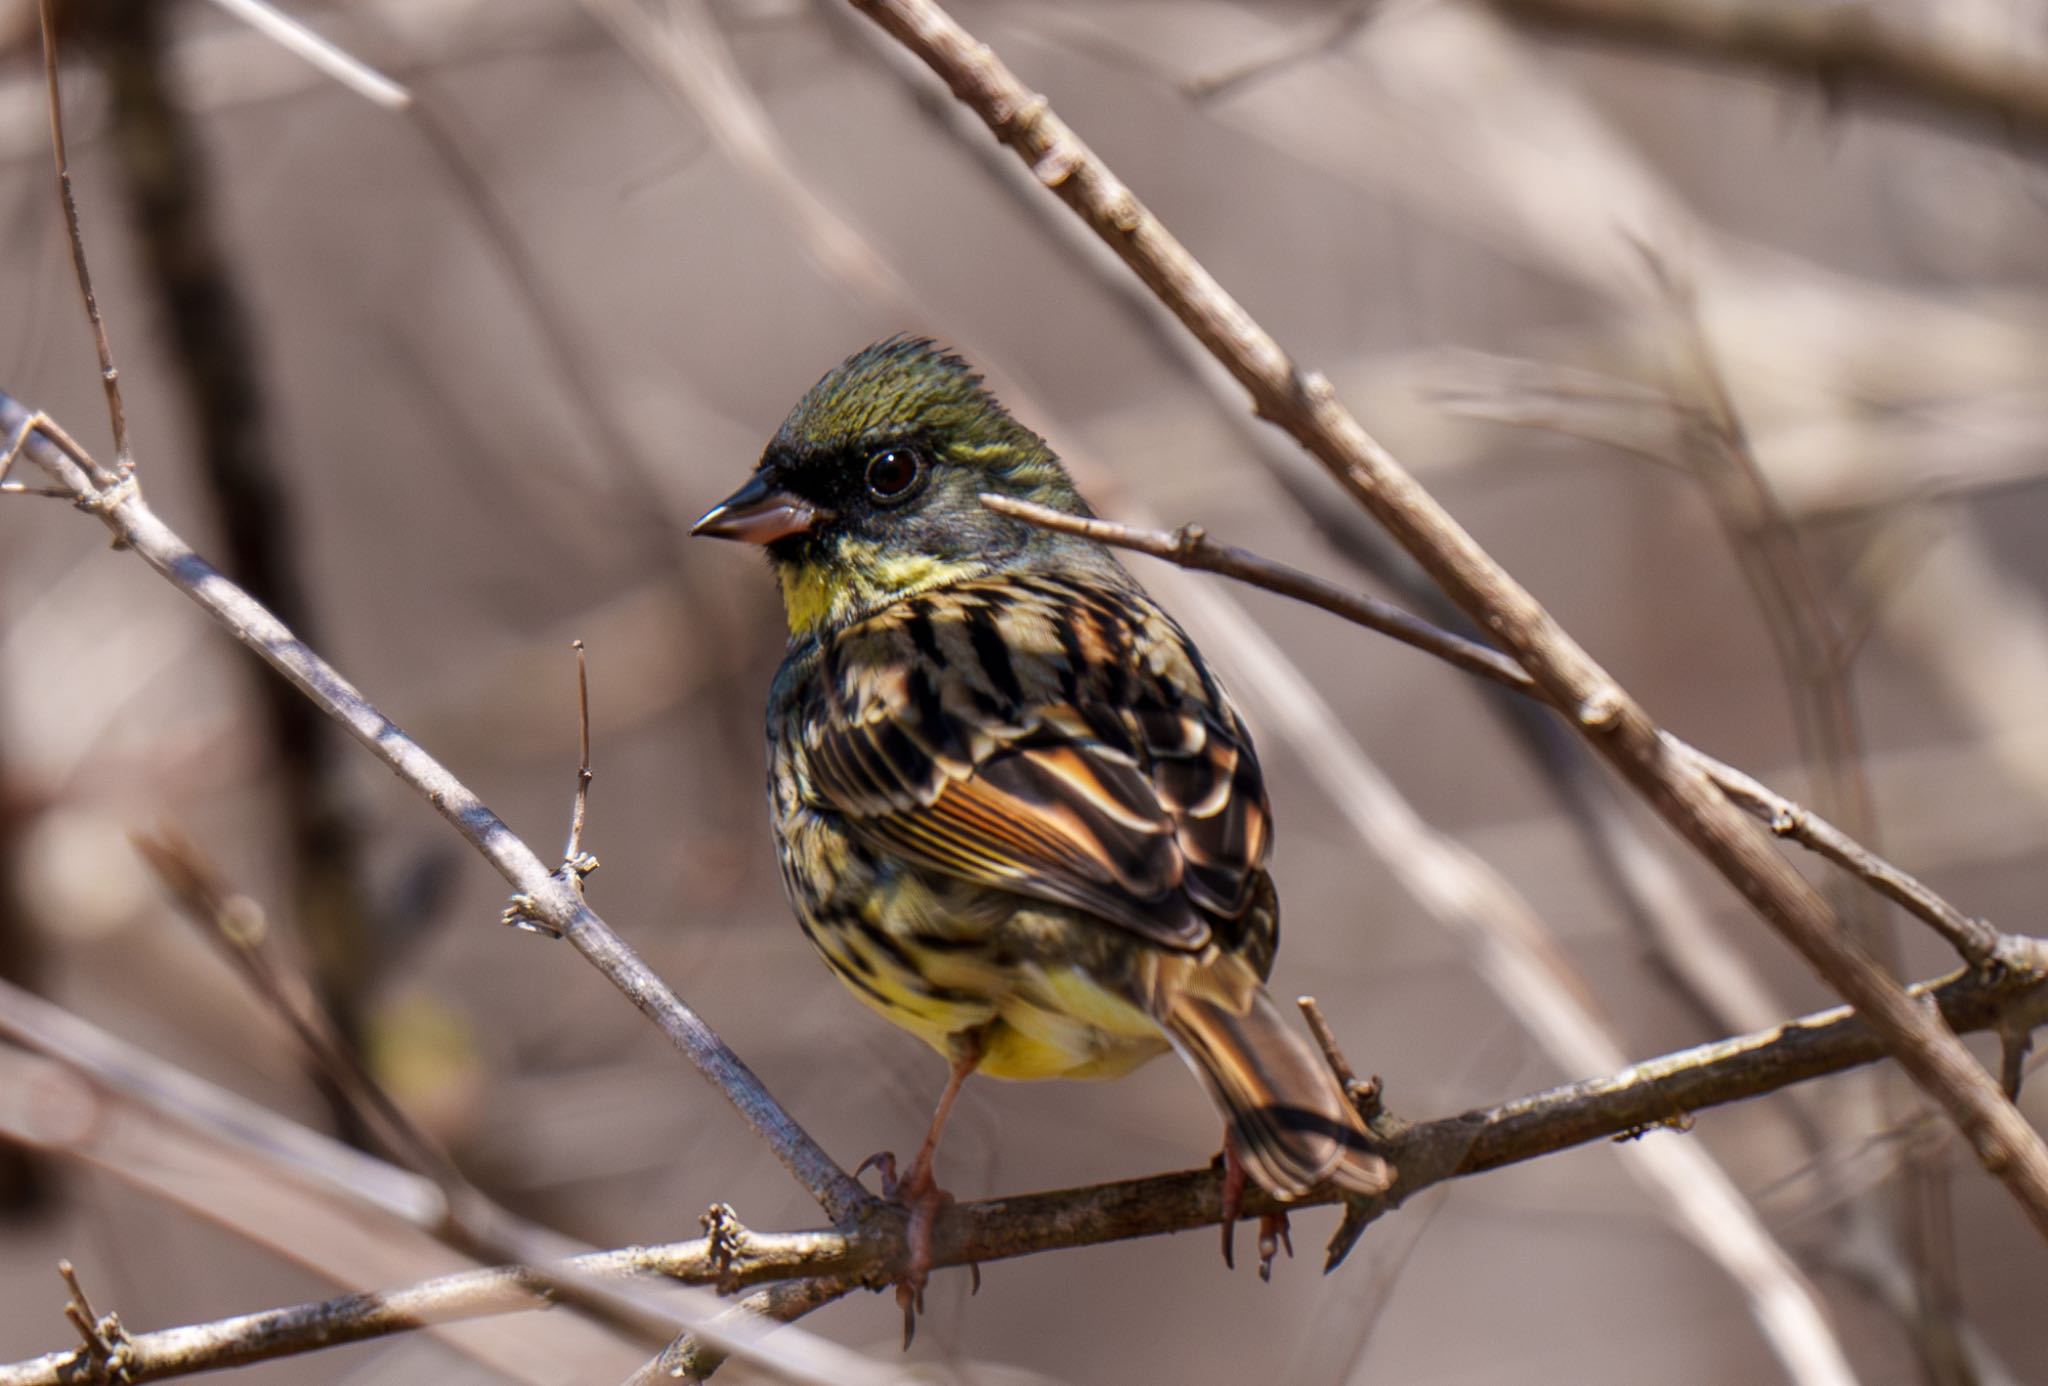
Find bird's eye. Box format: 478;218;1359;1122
864;447;926;504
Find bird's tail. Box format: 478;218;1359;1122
1157;956;1392;1200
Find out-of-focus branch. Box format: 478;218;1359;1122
130;829;684;1350
0;393;871;1225
1488;0;2048;145
201;0;411;108
78;0;389;1142
850;0;2048;1233
627;1277;860;1386
6;954;2044;1386
0;735;49;1216
981;494;2036;978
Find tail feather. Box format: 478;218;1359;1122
1158;959;1391;1200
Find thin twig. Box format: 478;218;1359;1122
36;1;127;474
1488;0;2048;145
0;395;870;1225
980;494;2035;976
6;953;2043;1386
132;827;457;1184
566;639;596;879
55;1261;128;1380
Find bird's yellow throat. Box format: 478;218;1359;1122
778;547;989;636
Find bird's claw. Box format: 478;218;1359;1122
1256;1212;1293;1283
859;1148;962;1348
855;1149;901;1199
1218;1139;1247;1270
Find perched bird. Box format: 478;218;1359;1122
694;338;1390;1333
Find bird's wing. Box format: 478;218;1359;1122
792;575;1270;954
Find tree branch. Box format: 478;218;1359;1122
7;953;2043;1385
0;393;870;1226
978;494;2035;978
1488;0;2048;146
849;0;2048;1234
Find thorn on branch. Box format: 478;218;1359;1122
2000;1021;2034;1101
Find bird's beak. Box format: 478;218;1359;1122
690;473;829;545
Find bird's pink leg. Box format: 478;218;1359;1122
859;1036;982;1347
1217;1130;1293;1279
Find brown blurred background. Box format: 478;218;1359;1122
2;1;2047;1382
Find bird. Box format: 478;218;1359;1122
693;337;1391;1337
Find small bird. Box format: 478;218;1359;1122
694;338;1390;1334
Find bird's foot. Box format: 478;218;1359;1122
1216;1137;1294;1279
856;1149;974;1347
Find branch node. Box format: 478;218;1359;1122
76;471;140;526
499;892;561;938
1032;145;1081;188
1104;186;1142;233
700;1202;753;1294
1575;685;1624;730
999;90;1045;135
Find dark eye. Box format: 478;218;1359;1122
864;447;926;504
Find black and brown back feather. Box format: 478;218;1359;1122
771;567;1388;1199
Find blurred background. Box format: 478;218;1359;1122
1;0;2046;1381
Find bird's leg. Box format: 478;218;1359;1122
1216;1130;1293;1279
863;1034;982;1348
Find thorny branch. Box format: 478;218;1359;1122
849;0;2048;1235
5;956;2044;1385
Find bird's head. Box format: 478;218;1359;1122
694;337;1093;637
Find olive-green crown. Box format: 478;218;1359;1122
773;336;1069;499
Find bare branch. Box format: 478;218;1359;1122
1488;0;2048;146
6;954;2043;1386
202;0;412;109
980;494;2036;977
36;1;127;474
0;396;870;1225
846;0;2048;1220
628;1278;860;1386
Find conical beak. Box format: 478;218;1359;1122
690;473;829;545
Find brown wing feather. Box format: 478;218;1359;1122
790;574;1270;958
